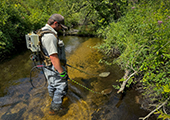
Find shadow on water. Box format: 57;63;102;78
0;36;156;120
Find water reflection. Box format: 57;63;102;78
0;51;32;97
62;36;89;56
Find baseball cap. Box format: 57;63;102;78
49;14;68;30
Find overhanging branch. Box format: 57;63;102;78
139;97;170;120
117;70;137;93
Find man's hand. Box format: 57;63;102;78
59;71;69;80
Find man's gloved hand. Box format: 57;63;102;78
59;71;69;80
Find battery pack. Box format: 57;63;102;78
25;32;40;52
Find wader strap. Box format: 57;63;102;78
37;29;64;66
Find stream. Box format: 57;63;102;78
0;36;156;120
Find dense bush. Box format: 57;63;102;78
0;0;27;59
0;0;66;61
97;0;170;119
0;0;47;60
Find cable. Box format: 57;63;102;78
29;65;103;95
29;65;47;88
68;78;102;95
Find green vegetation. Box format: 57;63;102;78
0;0;127;61
0;0;65;60
0;0;170;119
97;0;170;119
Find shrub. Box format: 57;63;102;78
97;0;170;119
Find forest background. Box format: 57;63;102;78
0;0;170;119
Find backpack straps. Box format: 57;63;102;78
36;29;59;40
36;29;59;66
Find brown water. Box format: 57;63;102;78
0;36;156;120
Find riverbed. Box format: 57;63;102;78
0;36;156;120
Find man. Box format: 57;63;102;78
41;14;68;115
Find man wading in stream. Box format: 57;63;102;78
40;14;68;115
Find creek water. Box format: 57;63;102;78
0;36;156;120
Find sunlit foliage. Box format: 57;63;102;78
0;0;127;60
97;0;170;119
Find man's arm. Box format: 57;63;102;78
50;53;64;73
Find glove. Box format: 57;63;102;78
59;71;69;80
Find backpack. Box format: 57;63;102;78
25;29;59;66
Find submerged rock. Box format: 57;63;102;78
99;72;110;78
